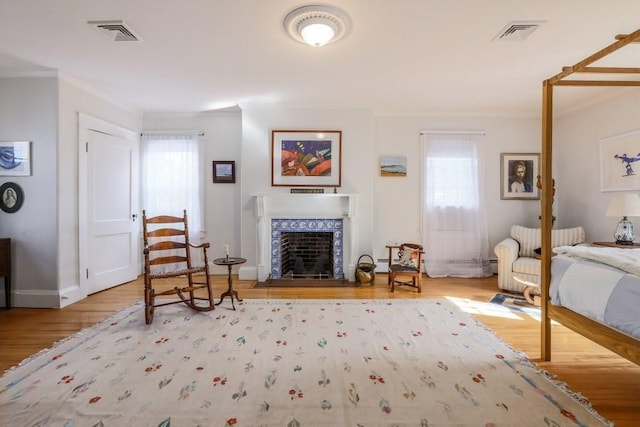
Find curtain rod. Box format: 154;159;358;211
420;130;486;135
140;130;205;136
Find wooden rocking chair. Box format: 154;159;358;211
142;210;215;324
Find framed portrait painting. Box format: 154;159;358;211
599;130;640;192
0;181;24;213
272;130;342;187
500;153;540;200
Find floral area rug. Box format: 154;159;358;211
0;299;610;426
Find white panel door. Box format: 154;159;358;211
80;117;139;295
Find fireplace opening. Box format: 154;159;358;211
280;231;334;278
269;218;344;281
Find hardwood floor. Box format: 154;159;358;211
1;274;639;425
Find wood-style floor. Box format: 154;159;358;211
1;274;639;425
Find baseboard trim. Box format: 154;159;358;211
11;289;62;308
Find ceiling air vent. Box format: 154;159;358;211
494;21;544;41
88;20;141;42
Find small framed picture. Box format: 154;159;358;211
380;156;407;177
0;141;31;176
500;153;540;200
0;181;24;213
212;161;236;183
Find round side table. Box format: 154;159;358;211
213;257;246;310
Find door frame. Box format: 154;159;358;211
78;113;140;298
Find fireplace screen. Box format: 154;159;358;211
270;219;344;279
280;231;333;278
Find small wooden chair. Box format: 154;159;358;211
142;210;215;324
386;243;425;292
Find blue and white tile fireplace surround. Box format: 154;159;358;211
255;194;356;283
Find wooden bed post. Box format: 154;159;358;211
540;80;554;361
540;28;640;365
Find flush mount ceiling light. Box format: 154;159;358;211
284;4;351;47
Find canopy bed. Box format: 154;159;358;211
540;28;640;365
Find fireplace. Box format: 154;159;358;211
271;219;343;279
252;194;356;282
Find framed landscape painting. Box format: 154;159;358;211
212;160;236;183
380;156;407;177
271;130;342;187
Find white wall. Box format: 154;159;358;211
0;75;142;308
554;89;640;241
9;72;633;307
142;109;542;281
239;108;375;280
0;77;58;307
142;111;243;274
142;109;543;281
373;115;542;262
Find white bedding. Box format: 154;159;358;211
550;250;640;339
553;245;640;276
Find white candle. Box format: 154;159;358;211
224;244;229;256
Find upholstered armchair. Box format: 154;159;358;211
493;225;585;293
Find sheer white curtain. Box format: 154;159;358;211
140;131;205;237
421;132;492;278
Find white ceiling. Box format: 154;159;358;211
1;0;639;116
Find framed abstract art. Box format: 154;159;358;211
271;130;342;187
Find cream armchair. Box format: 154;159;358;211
493;225;585;293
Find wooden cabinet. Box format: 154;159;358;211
0;238;10;309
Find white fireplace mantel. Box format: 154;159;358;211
256;193;356;219
254;194;357;282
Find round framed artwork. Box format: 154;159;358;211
0;182;24;213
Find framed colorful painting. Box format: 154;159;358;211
271;130;342;187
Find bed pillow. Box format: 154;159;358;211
533;247;542;259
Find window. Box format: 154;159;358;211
421;132;491;278
426;156;478;209
140;133;204;235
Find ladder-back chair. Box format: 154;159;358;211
386;243;425;292
142;210;215;324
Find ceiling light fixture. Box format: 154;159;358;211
284;4;351;47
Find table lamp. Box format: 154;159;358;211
605;193;640;245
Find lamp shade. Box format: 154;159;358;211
605;193;640;217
